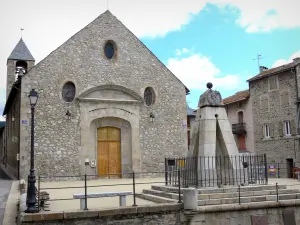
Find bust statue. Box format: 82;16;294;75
198;82;223;107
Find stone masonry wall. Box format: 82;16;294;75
19;203;300;225
190;206;300;225
18;11;187;179
20;204;183;225
250;71;299;170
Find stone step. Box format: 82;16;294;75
151;184;286;194
198;193;300;206
136;193;177;203
143;189;179;200
199;189;300;200
143;188;299;201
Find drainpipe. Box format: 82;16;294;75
292;67;298;101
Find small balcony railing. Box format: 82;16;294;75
232;123;247;135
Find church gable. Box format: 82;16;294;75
24;10;187;95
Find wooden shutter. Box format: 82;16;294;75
269;76;278;90
264;97;269;111
261;96;268;111
269;123;274;137
291;119;296;136
284;92;289;106
281;92;289;107
278;121;283;137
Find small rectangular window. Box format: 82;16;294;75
264;124;270;138
284;121;291;136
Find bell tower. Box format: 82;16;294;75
6;38;35;98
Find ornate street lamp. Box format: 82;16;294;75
26;89;38;213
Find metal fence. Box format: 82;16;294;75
266;161;300;179
165;154;268;188
34;171;173;213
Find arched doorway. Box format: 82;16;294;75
97;127;121;178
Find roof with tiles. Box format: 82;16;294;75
247;58;300;82
222;90;250;105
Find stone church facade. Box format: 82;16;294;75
1;10;189;179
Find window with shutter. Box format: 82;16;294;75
280;91;289;107
284;121;291;136
278;121;284;137
269;123;274;137
261;96;269;111
284;92;289;106
291;119;296;135
264;124;270;138
269;76;278;90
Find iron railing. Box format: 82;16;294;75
232;123;247;135
165;154;268;188
34;171;174;213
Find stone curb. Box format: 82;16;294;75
193;199;300;214
20;203;183;222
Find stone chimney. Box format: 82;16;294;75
259;66;268;73
293;57;300;63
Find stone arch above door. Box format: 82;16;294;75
77;84;144;104
80;115;140;177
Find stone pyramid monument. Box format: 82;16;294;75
188;82;247;186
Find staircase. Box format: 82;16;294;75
137;184;300;206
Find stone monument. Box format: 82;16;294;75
188;82;247;187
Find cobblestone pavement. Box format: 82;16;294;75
0;179;12;225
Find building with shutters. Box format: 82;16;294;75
223;90;255;153
247;59;300;177
0;10;189;180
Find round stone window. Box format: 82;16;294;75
62;81;76;102
144;87;156;106
104;41;116;59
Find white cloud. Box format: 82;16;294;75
272;50;300;68
167;51;246;92
211;0;300;33
175;48;191;56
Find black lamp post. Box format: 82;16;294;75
26;89;38;213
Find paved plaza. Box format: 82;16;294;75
38;177;165;211
1;177;300;224
35;177;300;212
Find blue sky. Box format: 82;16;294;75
141;3;300;109
0;0;300;120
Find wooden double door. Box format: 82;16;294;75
97;127;121;178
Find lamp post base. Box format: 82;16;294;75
26;172;38;213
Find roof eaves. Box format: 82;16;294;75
247;66;295;82
223;97;248;105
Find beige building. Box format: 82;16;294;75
0;10;189;180
223;90;255;153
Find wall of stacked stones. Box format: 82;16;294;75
20;205;300;225
19;12;188;179
250;70;299;166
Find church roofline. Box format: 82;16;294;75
8;38;35;62
18;10;190;95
